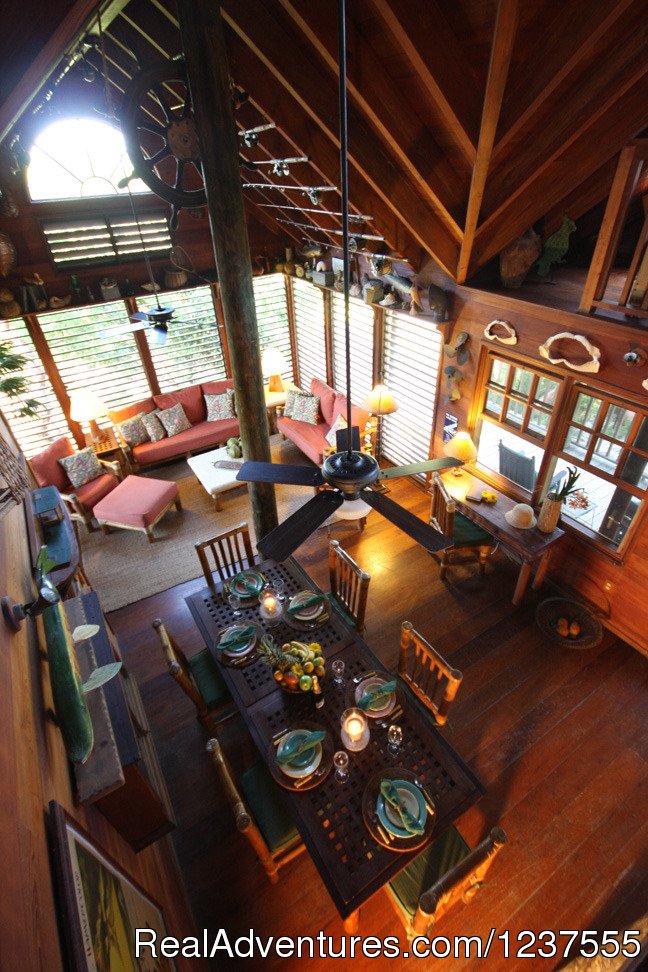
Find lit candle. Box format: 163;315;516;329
262;593;278;615
340;707;369;752
346;716;364;740
258;587;283;626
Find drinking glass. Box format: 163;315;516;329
228;592;242;619
333;750;349;783
387;724;403;756
331;658;345;687
274;578;286;602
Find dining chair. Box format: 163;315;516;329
206;738;305;883
398;621;462;727
195;522;256;591
429;472;497;580
328;539;371;632
498;440;536;490
153;618;233;729
384;826;506;939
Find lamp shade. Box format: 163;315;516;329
362;383;398;415
69;388;108;423
261;347;287;376
443;430;477;463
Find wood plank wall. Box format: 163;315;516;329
0;414;201;969
434;285;648;656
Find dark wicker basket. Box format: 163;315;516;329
535;597;603;650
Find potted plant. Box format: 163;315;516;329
0;340;40;417
537;465;580;533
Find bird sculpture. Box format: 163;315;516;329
535;215;577;277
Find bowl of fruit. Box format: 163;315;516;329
257;638;326;692
535;597;603;649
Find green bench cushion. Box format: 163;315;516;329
387;826;471;919
453;511;493;547
240;760;300;853
187;649;231;709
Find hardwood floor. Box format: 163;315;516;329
108;474;648;970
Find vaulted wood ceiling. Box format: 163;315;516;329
1;0;647;280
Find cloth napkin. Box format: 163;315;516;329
379;779;425;835
358;679;397;710
276;730;326;765
287;593;326;615
218;624;256;651
232;572;262;594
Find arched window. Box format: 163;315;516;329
27;118;150;201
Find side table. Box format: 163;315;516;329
86;428;128;474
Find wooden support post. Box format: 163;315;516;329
323;289;334;388
177;0;278;540
23;313;85;448
126;297;161;395
284;275;300;386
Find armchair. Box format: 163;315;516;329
29;436;123;532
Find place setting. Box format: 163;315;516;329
347;671;403;727
214;621;263;668
285;590;331;631
224;568;267;605
267;721;334;791
362;768;436;852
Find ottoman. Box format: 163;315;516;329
93;475;182;543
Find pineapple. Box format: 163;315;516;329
257;637;293;673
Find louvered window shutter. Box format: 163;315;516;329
293;278;326;391
330;291;374;406
42;213;171;269
253;275;293;381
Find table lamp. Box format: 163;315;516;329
69;388;108;445
261;347;288;393
362;383;398;484
443;430;477;476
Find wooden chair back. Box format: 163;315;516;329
398;621;463;726
429;473;496;580
412;827;506;936
206;738;303;884
195;522;255;591
328;539;371;632
153;618;210;720
429;472;456;536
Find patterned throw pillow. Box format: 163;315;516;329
205;389;236;421
117;413;150;447
283;387;309;419
325;413;348;447
157;402;192;437
291;393;320;425
141;410;167;442
58;447;104;488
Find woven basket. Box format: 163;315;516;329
535;597;603;650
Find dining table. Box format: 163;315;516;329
186;557;484;930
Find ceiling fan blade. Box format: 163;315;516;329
360;489;453;553
100;322;147;339
257;490;344;561
378;457;462;480
236;461;324;487
130;312;150;323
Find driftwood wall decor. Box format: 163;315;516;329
538;332;601;373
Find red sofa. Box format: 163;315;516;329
109;380;240;469
276;377;370;465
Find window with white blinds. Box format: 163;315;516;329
381;309;442;471
253;274;293;381
331;291;374;406
42;212;171;269
292;278;326;391
137;286;226;391
38;300;151;418
0;317;69;457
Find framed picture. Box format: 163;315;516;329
443;412;458;444
48;801;177;971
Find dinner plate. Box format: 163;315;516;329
354;675;396;718
217;624;257;657
228;569;266;599
376;780;427;839
288;591;326;621
276;730;323;779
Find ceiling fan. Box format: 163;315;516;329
235;0;460;563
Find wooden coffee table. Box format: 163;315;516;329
187;446;245;510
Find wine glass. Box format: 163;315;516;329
274;578;286;602
387;724;403;756
331;658;345;687
228;592;242;619
333;750;349;783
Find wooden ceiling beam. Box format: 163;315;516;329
277;0;463;239
220;0;459;276
370;0;481;169
457;0;518;284
469;74;648;274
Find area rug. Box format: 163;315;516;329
79;442;313;612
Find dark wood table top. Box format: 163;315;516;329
186;558;484;918
442;471;564;561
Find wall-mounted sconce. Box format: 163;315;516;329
2;545;60;632
623;348;646;367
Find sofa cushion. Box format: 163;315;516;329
284;387;309;419
276;416;328;465
141;410;166;442
74;472;120;509
332;392;370;433
205;389;236;421
117;413;149;447
58;447;104;488
291;393;320;424
325;413;348;447
154;384;205;424
201;378;234;396
108;397;156;425
157;402;192;437
31;436;74;490
311;378;336;425
132;418;240;464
